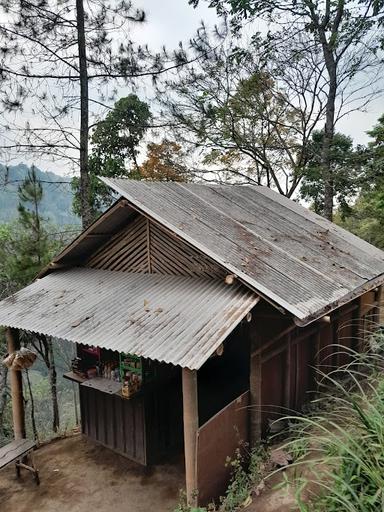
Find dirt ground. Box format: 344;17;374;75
0;435;185;512
247;473;298;512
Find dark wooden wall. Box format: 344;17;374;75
250;289;381;438
197;322;250;426
79;364;184;466
80;385;146;464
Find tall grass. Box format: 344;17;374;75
277;329;384;511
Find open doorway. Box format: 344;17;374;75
197;321;250;426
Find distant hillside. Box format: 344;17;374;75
0;163;80;226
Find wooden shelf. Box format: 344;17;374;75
64;372;145;399
63;371;87;384
81;377;122;395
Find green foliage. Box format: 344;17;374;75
72;95;151;218
192;0;383;219
337;114;384;248
0;164;78;225
287;436;309;461
366;113;384;180
278;338;384;511
158;38;306;195
300;131;362;217
174;497;207;512
174;444;267;512
219;445;267;511
0;169;78;444
338;189;384;249
174;491;208;512
0;167;60;287
91;95;151;172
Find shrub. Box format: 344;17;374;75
174;443;268;512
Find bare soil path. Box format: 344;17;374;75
0;435;184;512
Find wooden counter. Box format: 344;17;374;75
67;368;184;466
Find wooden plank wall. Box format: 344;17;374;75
86;214;225;279
80;386;146;464
358;288;381;345
196;391;249;506
250;297;372;437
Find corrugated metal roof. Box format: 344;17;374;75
0;267;258;369
100;179;384;325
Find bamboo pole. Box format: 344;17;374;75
182;368;198;507
5;328;25;440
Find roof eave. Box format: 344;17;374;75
294;272;384;327
38;198;135;279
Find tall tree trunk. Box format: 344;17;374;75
316;1;344;222
25;369;38;441
0;366;8;436
321;66;337;221
32;335;60;434
76;0;92;229
47;338;60;433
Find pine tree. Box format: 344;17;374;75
0;168;62;435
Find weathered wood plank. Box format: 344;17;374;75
0;440;36;469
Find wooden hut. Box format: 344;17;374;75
1;180;384;506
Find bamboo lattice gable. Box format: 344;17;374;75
86;215;225;279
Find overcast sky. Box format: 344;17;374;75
131;1;219;48
131;0;383;144
4;0;384;175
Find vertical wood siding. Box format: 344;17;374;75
79;366;184;466
250;298;368;436
80;386;146;464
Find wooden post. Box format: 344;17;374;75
250;345;262;446
5;328;25;440
182;368;198;507
284;333;292;410
377;285;384;326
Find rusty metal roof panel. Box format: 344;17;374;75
0;267;258;369
100;179;384;325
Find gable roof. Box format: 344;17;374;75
99;178;384;326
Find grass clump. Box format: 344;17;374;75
280;338;384;511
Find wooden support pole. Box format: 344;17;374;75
377;285;384;326
250;347;262;446
182;368;198;507
5;328;25;440
284;333;292;410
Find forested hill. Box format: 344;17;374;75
0;163;79;226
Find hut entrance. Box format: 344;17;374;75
197;322;250;426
